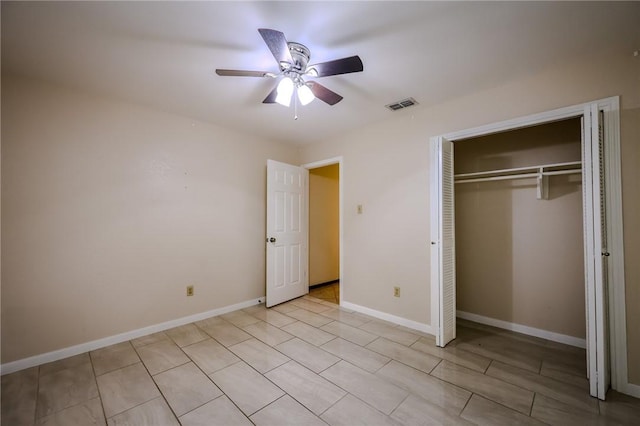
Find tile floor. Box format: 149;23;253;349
3;294;640;425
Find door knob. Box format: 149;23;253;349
269;237;276;243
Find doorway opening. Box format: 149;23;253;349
454;117;586;348
304;158;343;305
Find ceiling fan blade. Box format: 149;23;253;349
216;69;274;78
262;85;278;104
308;55;363;77
309;82;343;105
258;28;293;66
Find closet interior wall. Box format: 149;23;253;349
454;118;586;341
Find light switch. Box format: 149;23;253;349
357;204;363;214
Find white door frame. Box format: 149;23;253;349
303;157;344;306
430;97;630;397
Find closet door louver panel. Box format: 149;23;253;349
593;108;610;398
431;136;456;347
583;104;609;399
440;139;456;346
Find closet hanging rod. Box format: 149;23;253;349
454;160;582;180
544;169;583;177
455;168;582;184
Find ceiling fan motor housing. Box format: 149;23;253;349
285;42;310;73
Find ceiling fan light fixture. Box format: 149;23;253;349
275;77;294;106
297;84;315;105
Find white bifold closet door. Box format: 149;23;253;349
430;137;456;347
583;104;610;399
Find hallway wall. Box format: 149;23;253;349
308;164;340;286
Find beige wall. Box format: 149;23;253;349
455;119;586;338
309;165;340;285
300;47;640;385
620;106;640;384
1;76;299;363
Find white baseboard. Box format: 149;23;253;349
341;301;434;335
457;310;586;349
1;297;264;376
620;382;640;399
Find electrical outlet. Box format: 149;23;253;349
394;286;400;297
187;285;194;297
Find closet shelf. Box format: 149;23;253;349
454;160;582;200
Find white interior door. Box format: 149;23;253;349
583;104;610;399
266;159;309;307
430;137;456;347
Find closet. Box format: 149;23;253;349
453;117;586;344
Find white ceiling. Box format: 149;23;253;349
2;1;638;145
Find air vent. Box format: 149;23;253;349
385;97;419;111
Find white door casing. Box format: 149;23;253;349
430;97;626;399
430;137;456;347
266;160;309;307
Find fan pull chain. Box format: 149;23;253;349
294;90;299;120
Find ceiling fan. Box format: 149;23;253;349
216;29;363;108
